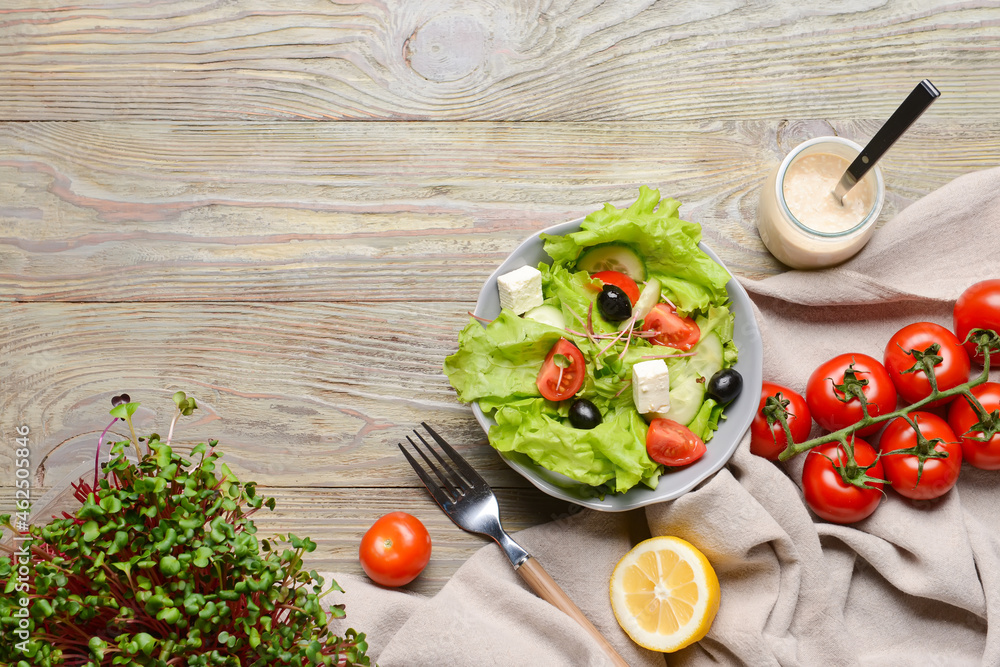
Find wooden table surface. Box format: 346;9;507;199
2;1;999;597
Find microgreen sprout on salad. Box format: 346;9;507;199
444;187;742;495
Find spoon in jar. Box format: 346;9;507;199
832;79;940;205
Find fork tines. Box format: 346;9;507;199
397;422;481;506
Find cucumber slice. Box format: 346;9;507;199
523;304;566;329
632;278;661;321
647;332;725;426
650;375;705;426
576;244;646;281
687;331;724;381
617;277;661;332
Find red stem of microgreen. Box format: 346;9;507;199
597;323;632;357
616;317;638;362
614;380;633;398
467;311;494;324
566;303;600;348
565;328;658;341
585;302;598;347
165;410;180;446
640;351;698;360
565;303;584;326
94;417;118;488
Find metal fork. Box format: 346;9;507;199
398;423;629;667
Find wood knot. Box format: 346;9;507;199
404;13;489;83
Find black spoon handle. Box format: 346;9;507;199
833;79;940;201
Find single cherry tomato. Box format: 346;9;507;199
806;354;897;437
802;438;884;524
879;412;962;500
640;303;701;351
884;322;970;406
646;418;706;466
359;512;432;587
591;270;640;305
954;279;1000;365
750;382;812;460
536;338;587;401
947;382;1000;470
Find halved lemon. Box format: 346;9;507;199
609;536;720;652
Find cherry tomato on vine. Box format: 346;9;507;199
878;412;962;500
954;279;1000;365
641;303;701;351
591;270;640;305
802;438;884;524
750;382;812;460
536;338;586;402
806;354;897;437
883;322;970;406
947;382;1000;470
646;418;706;466
359;512;432;587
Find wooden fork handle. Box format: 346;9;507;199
516;556;630;667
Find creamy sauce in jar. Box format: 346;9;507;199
755;137;884;270
783;153;872;232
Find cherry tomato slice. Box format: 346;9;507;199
359;512;432;587
591;270;640;305
641;303;701;351
947;381;1000;470
883;322;970;406
536;338;586;401
646;418;706;466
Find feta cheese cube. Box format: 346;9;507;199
497;265;543;315
632;359;671;414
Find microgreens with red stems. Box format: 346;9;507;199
1;393;370;667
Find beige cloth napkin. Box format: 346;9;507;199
327;167;1000;666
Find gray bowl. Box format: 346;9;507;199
471;218;763;511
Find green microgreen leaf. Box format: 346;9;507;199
109;401;139;420
81;520;100;542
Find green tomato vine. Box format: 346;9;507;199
771;328;1000;490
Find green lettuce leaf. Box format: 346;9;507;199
687;398;720;442
489;400;658;492
443;310;563;411
541;185;731;313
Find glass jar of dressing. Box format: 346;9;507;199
756;136;885;269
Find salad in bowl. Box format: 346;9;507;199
444;187;762;510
